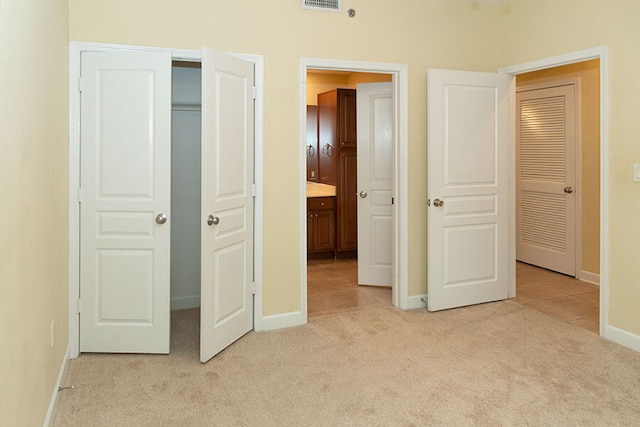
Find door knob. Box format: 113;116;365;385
433;198;444;207
564;186;573;194
155;213;167;224
359;190;368;199
207;215;219;226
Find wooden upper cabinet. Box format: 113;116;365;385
317;89;356;185
306;105;318;182
338;89;357;148
317;90;338;185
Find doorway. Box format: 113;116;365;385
516;59;601;333
501;47;608;337
170;61;202;312
305;70;393;318
299;58;411;321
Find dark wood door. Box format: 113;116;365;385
305;105;318;182
337;149;358;252
317;91;337;185
338;89;357;149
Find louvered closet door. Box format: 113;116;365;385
516;84;576;276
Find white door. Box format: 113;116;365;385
200;49;254;363
427;69;511;311
79;51;172;353
356;82;393;286
516;84;576;276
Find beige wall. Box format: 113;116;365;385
517;59;600;276
307;72;392;106
68;0;502;315
64;0;640;336
0;0;69;425
498;0;640;334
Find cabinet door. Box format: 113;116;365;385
338;89;357;149
313;209;335;251
306;105;319;182
318;91;337;185
338;149;358;251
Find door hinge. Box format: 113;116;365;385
77;298;82;313
251;281;256;295
78;77;83;93
252;86;257;100
252;184;257;197
77;188;82;204
391;197;395;205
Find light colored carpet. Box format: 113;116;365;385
53;301;640;426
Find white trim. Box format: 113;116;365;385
170;296;201;311
68;41;265;355
578;270;600;286
605;325;640;353
299;57;410;325
405;294;428;310
507;77;517;298
501;45;610;340
43;346;69;427
262;311;305;331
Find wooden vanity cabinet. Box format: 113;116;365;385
317;88;358;257
307;197;336;256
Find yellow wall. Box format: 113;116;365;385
64;0;640;336
307;72;391;105
307;72;392;105
517;59;600;276
498;0;640;334
0;0;69;425
68;0;503;314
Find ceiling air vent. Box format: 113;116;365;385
302;0;341;12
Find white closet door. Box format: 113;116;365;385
79;51;172;353
516;84;576;276
200;48;254;363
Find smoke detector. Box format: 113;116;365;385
302;0;341;12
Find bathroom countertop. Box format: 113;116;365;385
306;182;336;198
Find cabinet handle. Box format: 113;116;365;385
322;143;334;158
307;144;315;158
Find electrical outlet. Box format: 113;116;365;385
50;319;55;348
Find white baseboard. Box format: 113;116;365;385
43;345;69;427
605;324;640;353
404;294;428;310
262;311;305;331
170;295;201;311
577;270;600;286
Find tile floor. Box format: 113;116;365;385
307;259;600;334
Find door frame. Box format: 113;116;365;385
299;58;411;321
500;45;609;338
67;41;265;358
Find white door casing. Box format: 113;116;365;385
200;48;255;363
427;69;511;312
516;84;577;276
79;51;172;353
357;82;393;286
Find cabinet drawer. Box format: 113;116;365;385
308;197;335;210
